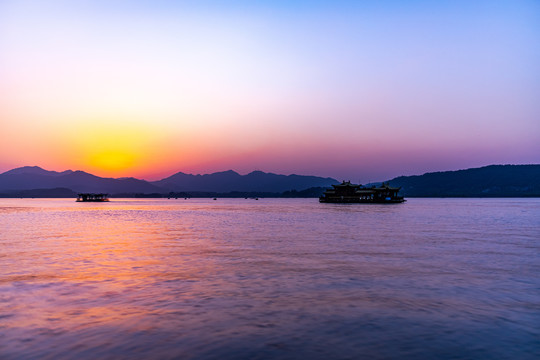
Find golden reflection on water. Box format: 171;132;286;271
1;200;224;344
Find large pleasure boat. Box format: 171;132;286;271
319;181;405;203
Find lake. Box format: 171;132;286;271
1;198;539;359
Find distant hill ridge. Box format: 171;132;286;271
1;164;539;197
152;169;338;192
388;164;540;197
2;166;74;177
0;167;162;194
0;166;339;195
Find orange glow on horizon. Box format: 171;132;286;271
61;119;168;178
88;150;136;173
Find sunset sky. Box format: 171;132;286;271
1;0;538;181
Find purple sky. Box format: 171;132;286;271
1;0;539;181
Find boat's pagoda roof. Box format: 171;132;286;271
332;181;361;189
331;181;400;191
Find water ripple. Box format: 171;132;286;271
0;198;539;359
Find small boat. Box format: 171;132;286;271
76;193;109;202
319;181;405;204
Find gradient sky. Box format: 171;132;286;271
1;0;539;181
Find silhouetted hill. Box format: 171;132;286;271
2;166;74;177
388;165;540;197
152;170;339;192
0;166;162;194
3;165;537;198
0;166;338;196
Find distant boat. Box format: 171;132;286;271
319;181;405;204
76;193;109;202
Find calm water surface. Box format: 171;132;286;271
0;198;539;359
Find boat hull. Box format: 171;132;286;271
319;198;405;204
76;193;110;202
76;199;110;202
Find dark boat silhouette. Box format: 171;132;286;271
319;181;405;203
76;193;109;202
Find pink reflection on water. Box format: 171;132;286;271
0;198;539;359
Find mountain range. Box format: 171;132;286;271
0;166;339;196
153;170;338;192
0;166;163;194
387;164;540;197
0;164;539;197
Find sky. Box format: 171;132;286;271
0;0;539;182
